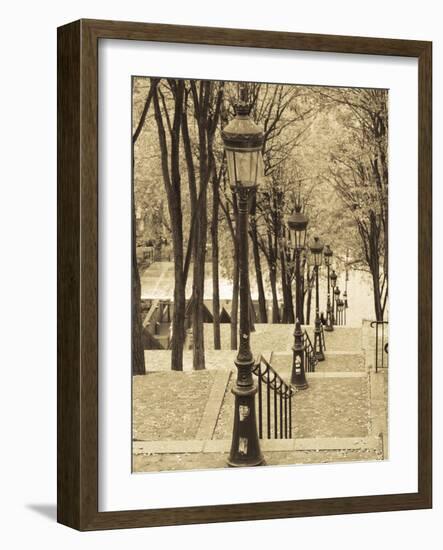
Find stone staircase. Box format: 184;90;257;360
134;323;387;472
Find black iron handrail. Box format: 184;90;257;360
320;322;327;352
143;299;173;350
370;320;388;373
302;330;318;373
253;355;294;439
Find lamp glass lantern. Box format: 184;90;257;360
222;90;265;189
287;204;309;250
309;236;324;267
330;269;337;288
323;244;333;266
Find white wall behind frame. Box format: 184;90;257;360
1;0;440;549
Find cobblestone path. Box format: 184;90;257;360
133;447;381;472
203;323;294;352
213;372;369;440
203;324;363;354
133;371;215;440
270;351;365;375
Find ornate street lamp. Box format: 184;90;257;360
287;196;308;323
287;193;309;389
323;244;334;332
334;286;341;325
330;269;337;325
343;250;349;325
222;85;264;467
291;319;308;389
309;236;325;361
337;297;344;325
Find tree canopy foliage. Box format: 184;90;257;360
133;78;389;370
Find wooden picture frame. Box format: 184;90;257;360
57;19;432;530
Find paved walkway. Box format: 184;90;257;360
133;371;216;441
203;324;362;353
133;447;383;472
133;322;387;472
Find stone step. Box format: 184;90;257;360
308;326;362;353
145;350;272;371
133;435;382;454
145;348;364;373
134;445;383;472
270;351;365;373
213;374;370;441
203;323;363;354
204;323;295;351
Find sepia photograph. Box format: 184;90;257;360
131;77;389;473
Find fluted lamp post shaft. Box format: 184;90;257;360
324;245;334;332
309;236;325;361
330;269;337;325
287;194;309;389
291;319;308;388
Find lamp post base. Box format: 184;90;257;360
227;382;264;468
291;320;309;389
325;295;334;332
227;456;266;468
314;316;325;362
292;379;308;390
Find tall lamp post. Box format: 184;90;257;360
287;196;309;389
222;85;264;467
334;286;341;325
309;236;325;361
323;244;334;332
330;269;337;325
287;197;308;323
343;250;349;325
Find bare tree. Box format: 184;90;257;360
131;80;156;375
323;88;388;320
151;79;187;370
181;81;223;368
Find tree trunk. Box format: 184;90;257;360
131;83;154;376
250;218;267;323
188;80;221;370
132;201;146;375
365;212;384;322
306;287;312;325
230;239;239;350
269;264;280;323
279;249;294;324
171;267;186;370
369;259;384;321
152;79;186;371
192;186;207;370
211;174;221;349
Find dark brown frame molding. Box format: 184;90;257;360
57;19;432;530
